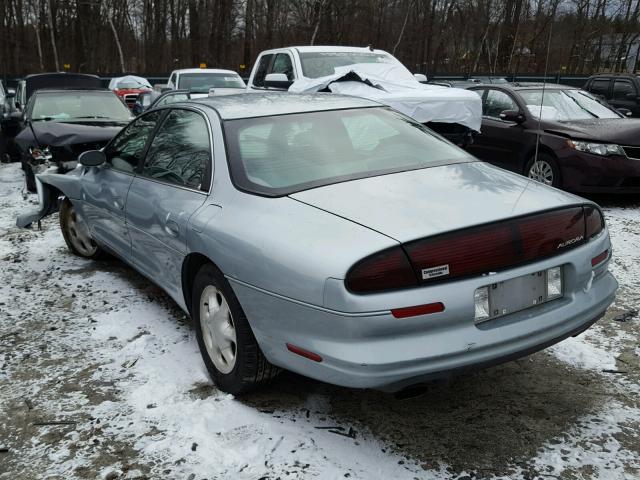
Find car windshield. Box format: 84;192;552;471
520;89;621;121
31;92;132;122
224;107;472;196
178;73;245;92
299;51;397;78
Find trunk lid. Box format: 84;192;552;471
289;161;585;243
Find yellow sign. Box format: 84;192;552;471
199;63;207;69
239;64;246;70
63;63;71;70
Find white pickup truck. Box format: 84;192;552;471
166;68;247;98
246;46;482;146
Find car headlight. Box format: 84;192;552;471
29;146;53;162
568;140;624;156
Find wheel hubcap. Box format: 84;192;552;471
199;285;237;374
528;160;554;185
67;209;98;256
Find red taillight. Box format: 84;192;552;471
286;343;322;362
391;302;445;318
585;206;605;239
346;205;606;294
591;250;608;267
346;247;417;293
405;207;585;283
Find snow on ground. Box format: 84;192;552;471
1;162;639;479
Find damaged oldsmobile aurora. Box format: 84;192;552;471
18;93;617;395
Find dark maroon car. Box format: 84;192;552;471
466;83;640;193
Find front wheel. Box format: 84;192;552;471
59;199;105;259
192;264;279;395
525;153;561;188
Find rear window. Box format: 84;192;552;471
224;107;472;196
178;73;245;92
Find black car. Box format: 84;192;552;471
583;74;640;117
466;83;640;193
14;89;132;191
13;73;102;112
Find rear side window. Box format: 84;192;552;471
589;78;610;97
613;79;636;100
105;111;161;173
483;90;518;118
142;109;211;191
252;54;273;87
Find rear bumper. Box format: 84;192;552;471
230;232;617;392
558;149;640;193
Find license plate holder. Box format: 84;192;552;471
485;269;560;320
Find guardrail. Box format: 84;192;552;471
1;73;592;90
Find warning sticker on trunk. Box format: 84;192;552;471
422;264;450;280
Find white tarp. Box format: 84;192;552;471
289;63;482;132
108;75;152;90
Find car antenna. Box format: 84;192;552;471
512;19;553;213
533;21;553;166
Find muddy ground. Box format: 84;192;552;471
0;163;639;479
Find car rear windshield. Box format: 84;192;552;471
31;91;132;122
299;51;396;78
520;89;621;121
224;107;473;196
178;73;245;92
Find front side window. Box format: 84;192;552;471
589;78;610;97
104;111;161;173
142;109;211;191
177;73;245;93
252;54;273;87
30;91;132;122
271;53;294;80
224;107;472;196
520;89;621;121
613;79;636;100
483;90;518;118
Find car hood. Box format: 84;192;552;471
289;161;586;243
543;118;640;145
15;121;125;150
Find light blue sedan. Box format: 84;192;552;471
18;93;617;394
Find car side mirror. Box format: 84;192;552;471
413;73;427;83
208;87;216;96
499;109;525;123
79;150;106;167
264;73;293;90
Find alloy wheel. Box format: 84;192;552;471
528;160;555;186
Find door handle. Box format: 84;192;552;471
165;219;180;237
111;195;124;210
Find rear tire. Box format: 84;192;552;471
59;199;105;259
525;152;561;188
192;264;279;395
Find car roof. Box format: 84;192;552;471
262;45;390;55
468;82;577;91
173;68;239;75
191;92;380;120
34;88;110;94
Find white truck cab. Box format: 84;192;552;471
167;68;246;98
246;46;481;146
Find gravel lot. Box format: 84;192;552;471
0;162;639;479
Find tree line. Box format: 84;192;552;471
1;0;639;77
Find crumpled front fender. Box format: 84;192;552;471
16;167;83;228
